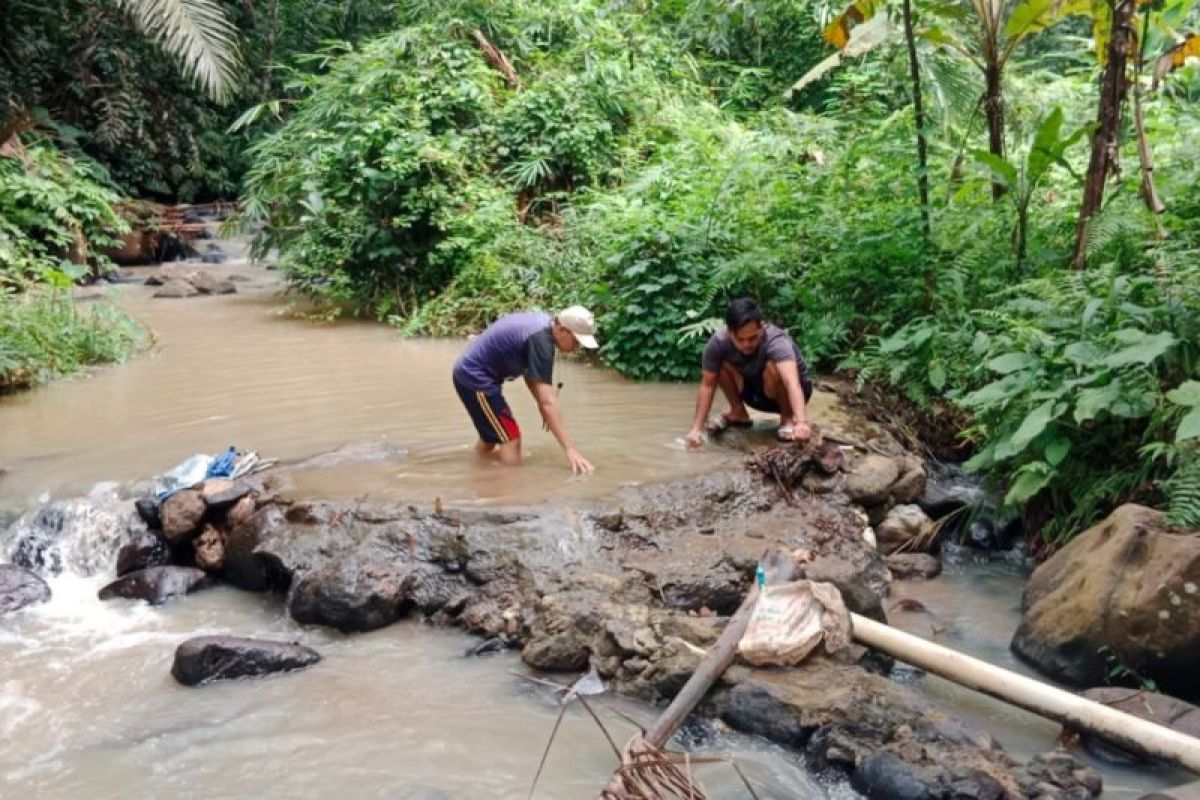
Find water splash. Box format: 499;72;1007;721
1;483;136;578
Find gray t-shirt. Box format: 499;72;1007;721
701;324;809;383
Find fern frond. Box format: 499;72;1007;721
1164;457;1200;528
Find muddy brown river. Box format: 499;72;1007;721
0;252;1184;798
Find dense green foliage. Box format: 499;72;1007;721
1;0;398;199
4;0;1199;541
0;142;147;389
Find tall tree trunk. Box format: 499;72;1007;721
1133;7;1165;218
1072;0;1137;269
902;0;931;245
902;0;934;308
984;59;1006;200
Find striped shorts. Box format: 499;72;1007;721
453;379;521;445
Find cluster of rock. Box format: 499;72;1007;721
146;267;239;298
6;400;1199;796
68;416;1100;797
101;475;280;604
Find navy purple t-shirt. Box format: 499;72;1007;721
701;323;810;385
453;311;556;391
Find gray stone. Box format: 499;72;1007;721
172;635;320;686
0;564;51;614
98;566;212;605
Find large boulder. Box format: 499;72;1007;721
0;564;51;614
171;635;320;686
98;566;212;605
1011;505;1200;700
287;561;415;632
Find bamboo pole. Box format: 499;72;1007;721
851;613;1200;774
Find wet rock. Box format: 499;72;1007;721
843;454;901;507
153;278;200;298
465;637;508;657
171;635;320;686
890;456;928;505
135;496;162;529
1075;688;1200;764
1011;505;1200;700
222;505;289;592
522;629;591;672
199;479;250;508
801;555;886;622
719;660;1026;797
844;453;926;509
851;751;937;800
0;564;51;614
636;638;704;700
115;532;171;576
886;553;942;580
459;599;507;639
186;270;235;294
226;495;256;530
287;561;415;632
919;462;985;519
6;487;131;576
877;504;935;555
1014;751;1102;798
160;490;206;542
98;566;212;605
194;525;226;572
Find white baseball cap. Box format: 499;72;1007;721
557;305;599;349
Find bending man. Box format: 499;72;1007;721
685;298;813;448
453;306;598;474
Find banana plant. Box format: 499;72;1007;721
973;106;1086;267
804;0;1101;200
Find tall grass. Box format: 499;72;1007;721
0;290;148;392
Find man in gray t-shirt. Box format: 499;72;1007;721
685;298;813;447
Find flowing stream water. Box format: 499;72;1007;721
0;250;1184;798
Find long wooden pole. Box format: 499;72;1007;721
851;613;1200;774
644;587;760;749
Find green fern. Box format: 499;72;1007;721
1164;457;1200;528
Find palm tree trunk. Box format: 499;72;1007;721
1072;0;1137;269
902;0;931;249
984;59;1006;200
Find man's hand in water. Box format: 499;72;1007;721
684;429;706;449
790;420;813;443
566;447;595;475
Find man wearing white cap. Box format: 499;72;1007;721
452;306;598;474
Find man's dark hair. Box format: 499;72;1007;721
725;298;764;330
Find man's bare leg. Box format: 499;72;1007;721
762;361;795;425
475;439;498;459
717;362;751;422
495;438;522;466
